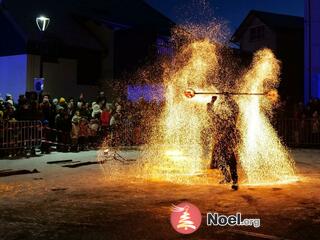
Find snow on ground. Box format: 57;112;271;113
0;148;319;240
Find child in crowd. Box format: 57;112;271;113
88;118;100;149
70;111;81;151
78;117;89;151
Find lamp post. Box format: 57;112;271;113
36;15;50;78
36;16;50;32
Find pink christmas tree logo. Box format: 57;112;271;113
170;202;202;234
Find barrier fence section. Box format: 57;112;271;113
118;119;320;148
275;118;320;147
0;121;42;151
108;119;320;148
0;119;319;155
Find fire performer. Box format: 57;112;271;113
208;95;240;190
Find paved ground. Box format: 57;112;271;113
0;149;319;240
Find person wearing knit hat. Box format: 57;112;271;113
59;97;68;109
7;99;14;106
91;103;102;118
59;97;66;104
0;97;4;109
5;93;12;101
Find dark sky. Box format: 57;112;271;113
145;0;304;31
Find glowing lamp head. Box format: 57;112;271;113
36;15;50;32
184;88;196;98
266;90;279;103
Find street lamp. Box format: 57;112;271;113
36;16;50;32
36;15;50;79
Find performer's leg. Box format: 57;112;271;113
228;152;238;184
219;165;231;183
228;152;238;190
219;152;231;183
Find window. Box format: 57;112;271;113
156;37;173;56
249;26;265;42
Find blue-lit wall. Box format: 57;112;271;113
127;84;164;102
0;54;27;101
305;0;320;102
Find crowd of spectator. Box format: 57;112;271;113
275;98;320;146
277;98;320;120
0;91;320;155
0;91;161;154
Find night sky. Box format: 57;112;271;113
146;0;304;31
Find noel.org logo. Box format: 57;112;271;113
170;202;202;234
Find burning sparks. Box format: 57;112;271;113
184;88;196;98
139;39;219;183
237;49;296;184
98;24;297;186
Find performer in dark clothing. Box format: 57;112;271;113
208;96;240;190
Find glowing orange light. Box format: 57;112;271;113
184;88;196;98
266;90;279;103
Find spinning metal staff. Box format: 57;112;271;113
184;88;277;98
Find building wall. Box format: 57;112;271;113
82;21;116;100
305;0;320;102
83;21;114;83
26;55;99;100
0;54;27;101
26;54;40;91
277;28;304;102
237;16;304;102
240;18;277;52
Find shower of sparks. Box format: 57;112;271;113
98;24;297;185
139;39;219;183
237;49;296;184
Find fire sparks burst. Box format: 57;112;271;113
237;49;296;184
140;39;218;182
98;23;297;186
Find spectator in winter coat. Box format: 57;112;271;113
71;111;81;151
59;97;68;109
79;103;90;119
91;102;102;118
3;101;16;121
100;106;111;133
39;96;51;122
78;117;89;150
88;118;100;148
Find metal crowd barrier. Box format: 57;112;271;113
275;118;320;147
0;121;42;152
118;119;320;148
0;118;318;156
